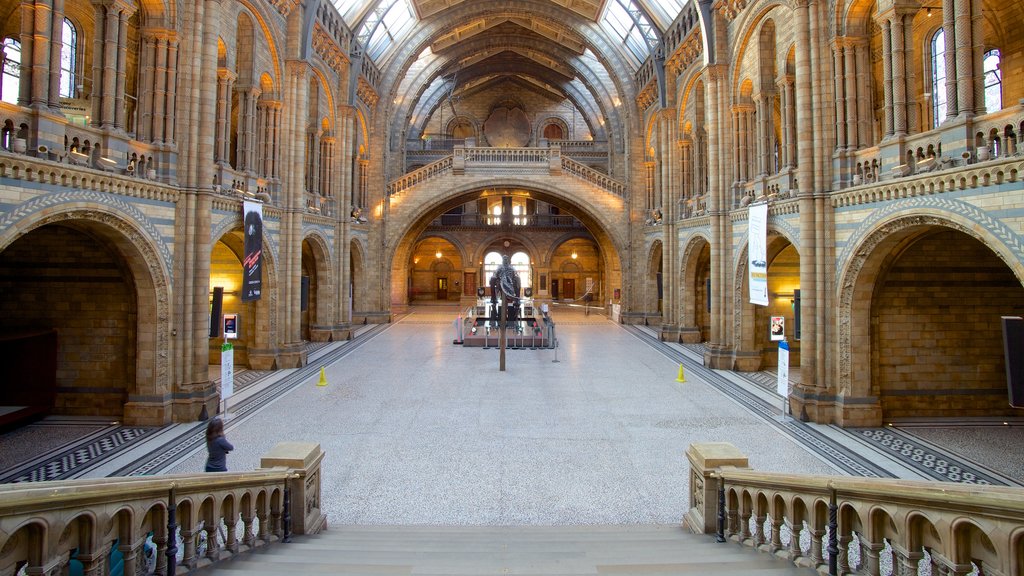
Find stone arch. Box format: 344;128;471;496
537;115;569;141
836;203;1024;425
0;199;172;424
211;215;280;369
349;237;368;321
679;232;712;341
384;180;626;312
300;229;334;340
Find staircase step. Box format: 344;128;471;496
197;525;814;575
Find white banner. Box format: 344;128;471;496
777;340;789;398
748;203;769;306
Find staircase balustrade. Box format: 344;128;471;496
0;442;324;576
685;442;1024;576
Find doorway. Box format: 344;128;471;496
551;279;559;299
563;278;575;300
437;277;448;300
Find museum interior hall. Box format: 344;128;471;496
1;0;1023;574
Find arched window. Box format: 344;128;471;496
983;49;1002;113
931;29;946;128
511;252;531;290
1;38;20;104
59;18;76;98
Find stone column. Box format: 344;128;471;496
778;75;796;168
833;40;847;151
90;0;136;129
19;0;62;108
880;18;894;137
942;0;958;120
855;42;872;144
889;12;909;136
757;95;772;175
214;69;236;164
795;0;818;402
256;99;281;179
844;40;859;149
46;0;63;108
953;0;975;115
237;86;261;172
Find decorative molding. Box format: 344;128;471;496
312;23;349;77
356;77;379;109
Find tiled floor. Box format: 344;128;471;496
2;304;1021;526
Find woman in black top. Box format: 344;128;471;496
205;417;234;472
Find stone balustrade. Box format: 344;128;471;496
685;442;1024;576
0;442;325;576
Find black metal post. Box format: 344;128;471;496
716;477;726;543
165;487;178;576
828;487;838;576
282;483;292;543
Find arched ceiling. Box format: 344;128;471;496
373;1;655;155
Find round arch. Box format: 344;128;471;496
836;206;1024;425
0;201;173;425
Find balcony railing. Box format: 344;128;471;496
428;213;585;228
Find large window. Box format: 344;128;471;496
1;38;20;104
484;251;532;292
357;0;414;61
60;18;76;98
602;0;659;64
930;29;946;128
983;49;1002;113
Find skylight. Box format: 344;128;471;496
357;0;416;61
602;0;660;64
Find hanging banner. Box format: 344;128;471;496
242;201;263;302
748;202;769;306
777;340;790;399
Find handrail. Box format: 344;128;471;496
0;442;325;576
685;442;1024;576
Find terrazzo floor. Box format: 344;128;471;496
167;305;839;525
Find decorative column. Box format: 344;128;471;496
89;0;136;129
256;99;281;179
320;136;336;198
19;0;63;108
795;0;819;404
953;0;975;115
855;42;872;144
833;40;847;151
889;12;909;136
942;0;959;120
778;75;796;167
844;40;859;149
679;137;693;203
880;18;894;137
214;69;236;164
756;95;772;175
236;85;261;172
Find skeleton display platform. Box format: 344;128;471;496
458;299;552;348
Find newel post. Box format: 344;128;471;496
259;442;327;535
682;442;750;535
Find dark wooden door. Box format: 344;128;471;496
436;277;448;300
563;279;575;300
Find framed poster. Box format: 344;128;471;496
770;316;785;341
223;313;239;339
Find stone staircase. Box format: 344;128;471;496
196;524;815;575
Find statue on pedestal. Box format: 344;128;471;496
489;254;520;327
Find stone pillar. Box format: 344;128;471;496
256;99;282;179
19;0;62;108
90;0;135;129
833;41;847;151
214;69;236;164
889;12;909;136
682;442;750;535
237;86;261;172
778;75;796;168
855;42;872;145
880;18;894;137
953;0;975;115
844;40;859;149
942;0;958;120
795;0;818;405
757;95;772;175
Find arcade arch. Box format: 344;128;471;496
839;223;1024;424
0;212;170;425
388;186;624;314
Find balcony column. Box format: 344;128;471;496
757;95;772;176
844;39;860;149
853;42;872;145
678;137;692;207
777;75;796;168
321;136;336;199
236;85;261;172
879;17;894;137
256;99;281;179
890;12;909;136
214;68;236;164
952;0;979;116
785;518;803;560
89;0;136;129
832;39;848;152
18;0;64;108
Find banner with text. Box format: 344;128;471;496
748;202;768;305
242;201;263;302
